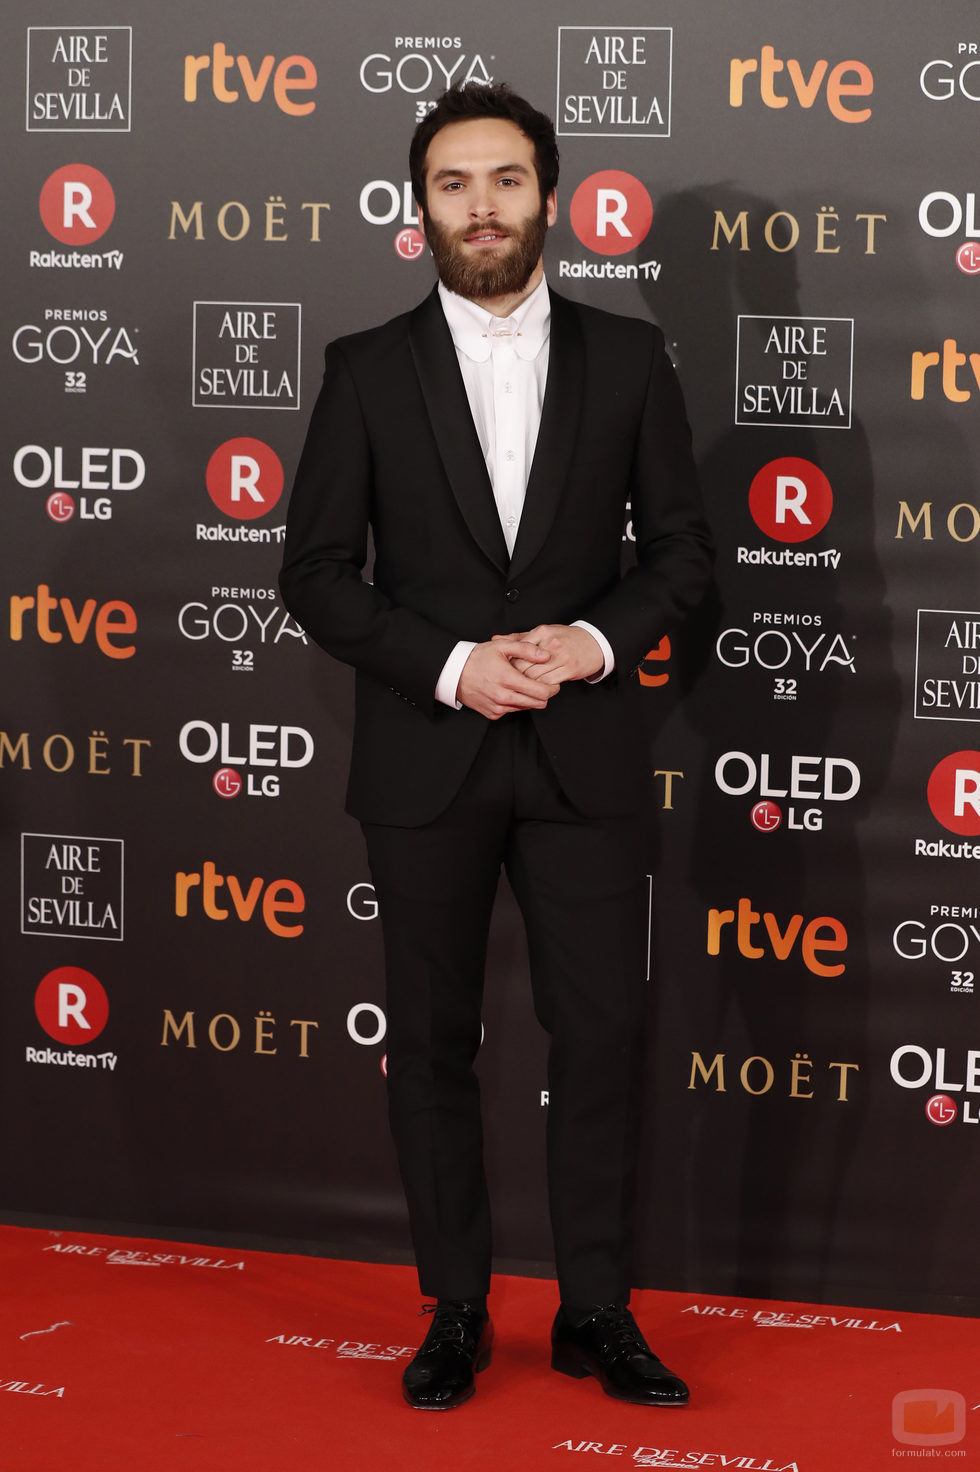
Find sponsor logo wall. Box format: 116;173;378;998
1;3;978;1320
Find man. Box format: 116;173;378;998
280;83;712;1411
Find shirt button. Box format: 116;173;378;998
505;449;516;462
505;587;520;603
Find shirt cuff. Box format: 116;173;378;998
573;620;614;683
435;640;477;709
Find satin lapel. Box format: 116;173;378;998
508;289;586;580
408;288;509;574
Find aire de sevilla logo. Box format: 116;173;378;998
206;438;283;520
749;457;833;542
927;751;980;834
39;164;114;244
569;170;652;255
35;966;109;1044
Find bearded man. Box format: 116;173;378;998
280;82;712;1411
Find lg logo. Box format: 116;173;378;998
35;966;109;1044
569;170;653;255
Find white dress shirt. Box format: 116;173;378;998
434;277;614;708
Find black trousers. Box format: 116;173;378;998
362;714;650;1308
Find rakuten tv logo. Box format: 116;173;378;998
39;164;114;244
35;966;109;1044
206;439;283;520
569;170;652;255
749;457;833;542
927;751;980;834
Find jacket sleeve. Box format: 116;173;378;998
279;342;457;715
578;327;714;673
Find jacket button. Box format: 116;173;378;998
505;587;520;602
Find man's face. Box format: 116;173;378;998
419;117;557;302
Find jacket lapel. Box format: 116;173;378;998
408;287;509;574
508;289;585;580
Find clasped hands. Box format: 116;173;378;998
456;624;603;721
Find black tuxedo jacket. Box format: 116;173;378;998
280;285;712;826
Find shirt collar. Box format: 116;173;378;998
438;275;551;363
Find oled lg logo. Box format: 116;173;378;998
919;191;980;275
716;750;861;833
891;1045;980;1125
561;170;660;284
27;966;117;1071
14;443;145;524
198;438;285;545
178;718;313;799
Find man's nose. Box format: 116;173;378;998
469;191;497;217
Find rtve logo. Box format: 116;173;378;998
569;170;653;255
9;584;137;659
39;164;114;245
729;46;873;122
707;897;848;977
927;751;980;835
749;457;833;543
911;339;980;401
175;862;305;937
34;966;109;1045
206;439;283;520
183;44;316;115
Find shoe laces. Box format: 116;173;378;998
418;1301;484;1351
589;1305;650;1357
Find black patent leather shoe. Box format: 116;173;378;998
402;1302;493;1410
551;1305;689;1406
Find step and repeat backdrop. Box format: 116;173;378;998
3;2;979;1316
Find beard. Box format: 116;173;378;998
423;200;549;301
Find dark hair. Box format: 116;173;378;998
409;83;559;209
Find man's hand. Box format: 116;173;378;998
457;639;560;719
498;625;603;685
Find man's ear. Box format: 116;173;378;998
417;202;425;233
545;190;558;229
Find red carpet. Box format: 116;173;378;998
1;1224;977;1470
